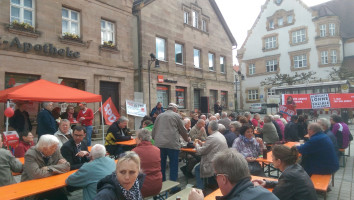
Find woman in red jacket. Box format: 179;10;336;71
14;131;34;157
132;129;162;198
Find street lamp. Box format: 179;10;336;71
148;53;159;112
235;71;245;111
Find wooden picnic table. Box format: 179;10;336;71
115;139;137;146
180;147;197;153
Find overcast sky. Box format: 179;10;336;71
215;0;331;64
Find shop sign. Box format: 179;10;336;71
164;79;177;83
157;75;164;83
0;36;80;58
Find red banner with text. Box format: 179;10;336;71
282;93;354;109
100;97;120;125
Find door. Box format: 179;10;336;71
100;81;120;112
194;89;201;110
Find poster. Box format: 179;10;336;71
126;100;147;117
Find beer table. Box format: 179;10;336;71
115;139;137;146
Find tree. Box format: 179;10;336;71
260;71;318;86
328;66;354;81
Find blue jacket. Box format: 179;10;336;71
66;157;116;200
297;132;339;175
223;130;238;148
36;109;57;138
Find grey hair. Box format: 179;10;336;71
215;113;220;117
91;144;106;160
318;118;331;130
117;151;141;171
230;121;242;129
244;112;251;118
273;115;280;120
36;134;59;151
212;148;250;184
221;112;228;118
308;123;322;133
200;115;206;119
196;119;205;125
42;102;53;108
264;115;272;123
183;118;191;126
118;116;129;124
137;129;152;141
209;120;219;132
60;119;70;124
218;124;226;134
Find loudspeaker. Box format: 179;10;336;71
200;96;209;113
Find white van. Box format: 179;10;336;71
249;103;267;114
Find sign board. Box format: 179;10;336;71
282;93;354;109
126;100;147;117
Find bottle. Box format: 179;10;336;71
262;142;268;159
176;196;181;200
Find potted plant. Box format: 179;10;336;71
102;41;116;49
10;20;35;32
62;32;82;42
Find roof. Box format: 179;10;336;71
311;0;354;39
133;0;237;47
271;80;349;90
0;79;102;102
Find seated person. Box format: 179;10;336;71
188;149;278;200
105;116;132;157
194;121;228;189
14;131;35;158
253;145;317;200
318;118;338;155
251;113;264;128
260;115;279;144
21;135;70;200
66;144;116;200
184;118;192;133
60;105;78;123
223;121;242;147
297;123;339;176
95;151;145;200
232;124;265;176
284;115;300;142
54;119;73;148
61;126;90;170
0;136;23;186
189;119;207;141
132;129;162;198
142;120;154;131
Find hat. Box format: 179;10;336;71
168;103;178;109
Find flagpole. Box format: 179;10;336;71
100;101;105;145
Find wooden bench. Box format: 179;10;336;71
166;187;192;200
311;174;333;200
144;180;180;200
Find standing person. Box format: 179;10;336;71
9;102;32;134
253;145;317;200
14;131;34;158
284;115;300;142
66;144;116;200
330;114;352;149
152;103;189;192
214;100;222;115
37;102;57;139
77;102;94;146
105;117;133;157
54;119;73;148
60;105;78;124
150;102;165;122
0;136;23;186
132;129;162;198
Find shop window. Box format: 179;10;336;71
221;91;228;109
176;87;186;109
157;85;169;108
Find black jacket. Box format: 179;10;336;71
95;172;145;200
265;164;317;200
60;139;90;170
272;120;282;141
107;122;131;142
284;122;299;142
9;109;32;133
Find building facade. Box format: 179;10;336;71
237;0;354;111
133;0;237;114
0;0;135;131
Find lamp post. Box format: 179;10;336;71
235;71;245;111
148;53;159;112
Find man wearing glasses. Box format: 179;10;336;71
61;126;90;170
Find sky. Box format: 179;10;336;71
215;0;332;64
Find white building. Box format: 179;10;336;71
237;0;354;111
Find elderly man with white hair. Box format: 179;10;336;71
21;134;70;200
66;144;116;200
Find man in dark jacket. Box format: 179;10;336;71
214;101;222;115
188;148;278;200
37;102;57;139
9;102;32;134
60;126;90;170
150;102;164;122
284;115;299;141
105;116;132;157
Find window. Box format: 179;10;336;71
101;20;115;45
192;10;198;28
331;50;337;64
320;24;326;37
248;90;259;100
265;36;277;49
62;8;80;36
202;19;207;32
267;88;275;96
175;43;183;64
249;64;255;75
157;85;169;108
10;0;35;26
287;15;293;24
156;37;166;60
269;20;274;29
292;29;306;44
329;23;335;36
220;56;225;73
278;18;283;26
193;49;200;68
266;60;277;72
321;51;328;64
221;91;228;109
176;87;186;109
208;53;215;71
293;54;307;68
184;11;189;24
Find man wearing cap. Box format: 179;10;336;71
152;103;189;192
77;102;94;146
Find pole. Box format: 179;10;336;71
148;60;151;112
100;101;105;145
5;100;10;133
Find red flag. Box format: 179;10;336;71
279;105;296;122
100;97;120;125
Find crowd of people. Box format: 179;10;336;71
0;100;352;200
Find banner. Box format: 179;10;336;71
279;104;296;122
282;93;354;109
101;97;120;125
126;100;147;117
